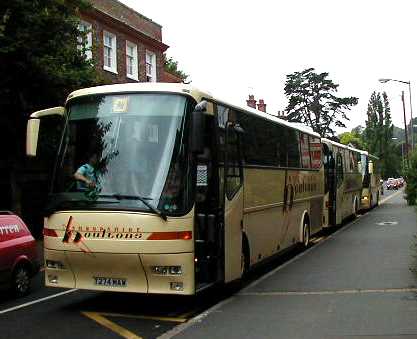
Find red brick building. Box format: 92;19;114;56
78;0;181;83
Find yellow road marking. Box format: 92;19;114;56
82;312;142;339
97;312;187;323
176;310;199;319
239;287;417;296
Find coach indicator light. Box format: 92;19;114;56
45;260;65;270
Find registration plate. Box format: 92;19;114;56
94;276;127;287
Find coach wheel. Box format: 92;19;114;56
12;265;31;297
302;222;310;248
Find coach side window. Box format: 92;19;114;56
276;125;287;167
300;133;311;168
225;124;243;200
310;136;321;169
322;144;330;193
336;152;344;186
287;129;301;168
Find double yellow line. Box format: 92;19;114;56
81;311;187;339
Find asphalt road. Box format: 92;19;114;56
168;189;417;339
0;189;415;339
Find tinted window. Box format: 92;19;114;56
300;133;311;168
336;152;344;186
310;136;322;169
287;129;301;168
219;107;315;170
322;144;331;193
226;127;243;199
239;112;279;166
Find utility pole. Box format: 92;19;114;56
408;81;414;150
402;91;409;166
379;78;414;150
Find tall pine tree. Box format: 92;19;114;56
284;68;358;137
363;92;399;178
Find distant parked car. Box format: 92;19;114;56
0;211;40;296
397;177;404;188
386;178;399;190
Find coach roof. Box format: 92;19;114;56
321;138;364;154
66;83;321;138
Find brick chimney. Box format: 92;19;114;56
257;99;266;113
246;94;257;109
277;110;287;120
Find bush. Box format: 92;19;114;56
405;150;417;205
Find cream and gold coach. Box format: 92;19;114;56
27;83;324;295
321;139;363;227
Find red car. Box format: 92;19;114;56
0;211;40;296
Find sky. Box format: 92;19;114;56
121;0;417;133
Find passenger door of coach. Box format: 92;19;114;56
335;152;344;224
223;121;244;282
325;146;337;227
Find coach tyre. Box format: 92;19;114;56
353;198;358;218
302;221;310;248
12;264;31;297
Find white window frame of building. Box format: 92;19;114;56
146;50;157;82
77;21;92;60
103;31;117;74
126;41;138;81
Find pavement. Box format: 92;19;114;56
166;190;417;339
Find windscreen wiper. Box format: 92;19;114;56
45;195;120;216
101;194;167;221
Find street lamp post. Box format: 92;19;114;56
379;78;414;150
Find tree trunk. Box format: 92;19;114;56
10;168;22;216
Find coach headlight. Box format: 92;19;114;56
48;274;59;284
168;266;182;275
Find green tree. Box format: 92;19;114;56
339;131;365;149
163;53;189;82
0;0;99;225
405;149;417;205
284;68;358;137
363;92;399;178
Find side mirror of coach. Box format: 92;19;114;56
368;161;374;174
26;119;40;157
26;106;65;157
191;101;207;154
